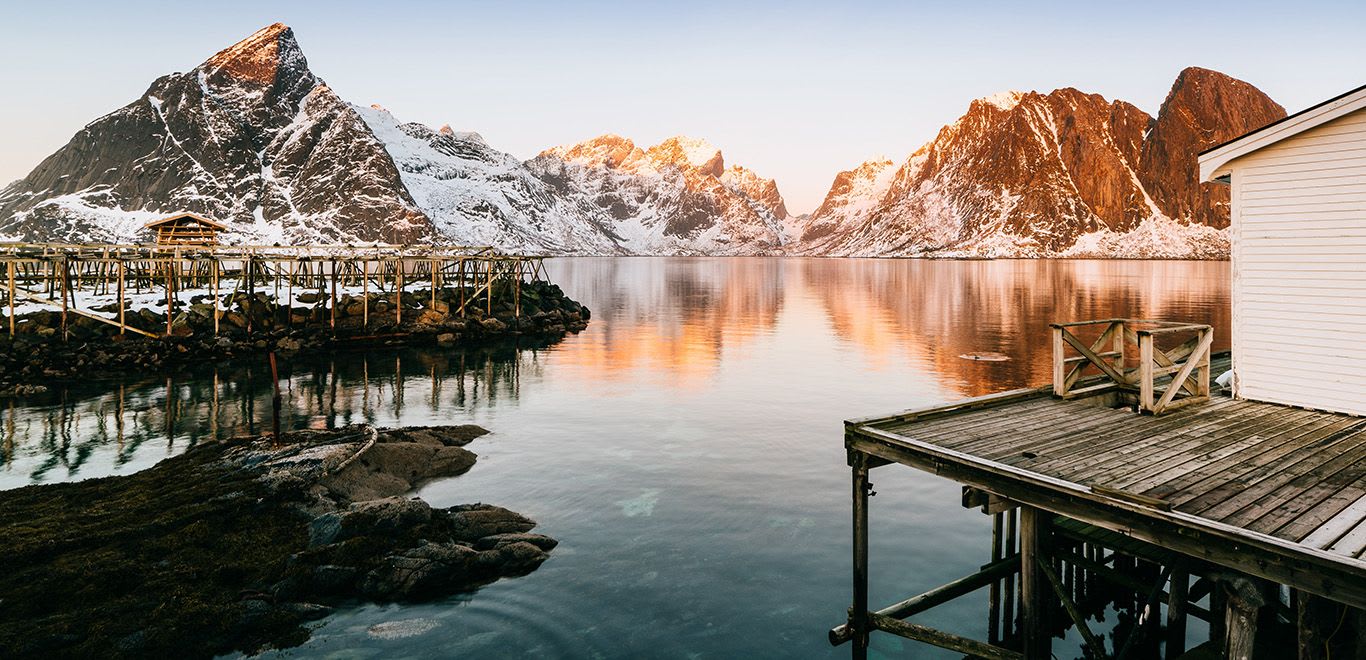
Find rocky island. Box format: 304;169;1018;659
0;279;589;396
0;424;556;658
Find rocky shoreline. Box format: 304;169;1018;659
0;424;556;658
0;280;589;395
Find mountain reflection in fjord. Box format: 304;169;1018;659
0;258;1229;659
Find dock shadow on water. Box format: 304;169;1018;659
0;258;1232;658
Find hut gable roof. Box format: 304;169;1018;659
1199;83;1366;181
142;212;230;231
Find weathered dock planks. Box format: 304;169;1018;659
836;349;1366;659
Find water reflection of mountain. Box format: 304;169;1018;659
0;345;534;488
547;257;1230;398
2;258;1232;486
799;259;1231;395
546;258;785;388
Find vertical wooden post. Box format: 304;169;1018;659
362;260;369;329
395;258;404;325
1222;577;1272;660
514;260;522;318
486;259;493;317
1295;590;1346;660
117;260;125;336
1167;569;1190;657
329;258;337;331
60;259;70;341
211;258;219;335
164;258;173;336
989;511;1004;644
1019;506;1052;660
431;258;438;310
1139;333;1155;412
1198;327;1212;399
850;449;871;660
458;258;466;316
1210;577;1229;646
1004;508;1017;641
1051;326;1065;396
1112;320;1126;373
6;261;14;337
286;260;294;328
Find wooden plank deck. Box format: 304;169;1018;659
847;355;1366;609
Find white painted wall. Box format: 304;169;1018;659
1228;106;1366;415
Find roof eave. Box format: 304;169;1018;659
1198;84;1366;183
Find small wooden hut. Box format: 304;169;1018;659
1199;82;1366;416
143;213;228;247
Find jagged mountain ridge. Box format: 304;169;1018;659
0;24;790;254
525;135;789;255
0;23;430;244
0;24;1285;258
800;68;1286;258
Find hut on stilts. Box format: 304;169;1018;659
143;213;228;247
831;83;1366;659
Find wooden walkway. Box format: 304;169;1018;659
847;354;1366;612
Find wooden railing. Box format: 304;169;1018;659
1050;319;1212;415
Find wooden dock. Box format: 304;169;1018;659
833;319;1366;659
0;242;550;339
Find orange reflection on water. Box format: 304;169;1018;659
546;259;785;390
546;258;1230;399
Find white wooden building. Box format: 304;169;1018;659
1199;83;1366;416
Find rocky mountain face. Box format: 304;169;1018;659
0;24;789;254
1137;67;1286;229
1;23;1283;259
526;135;789;254
0;23;429;244
352;105;621;253
800;68;1285;258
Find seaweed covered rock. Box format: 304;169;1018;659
0;424;555;659
0;279;591;395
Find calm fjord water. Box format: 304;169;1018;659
0;258;1230;658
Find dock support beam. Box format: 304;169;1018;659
850;450;871;659
1221;576;1273;660
1295;590;1360;660
1019;506;1051;660
1167;569;1190;657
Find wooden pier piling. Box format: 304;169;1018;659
833;341;1366;659
0;243;549;339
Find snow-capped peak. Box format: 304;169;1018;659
204;22;300;84
540;134;644;169
649;136;724;176
977;90;1025;111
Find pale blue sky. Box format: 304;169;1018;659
2;0;1363;213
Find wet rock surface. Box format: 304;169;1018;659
0;424;556;658
0;280;589;394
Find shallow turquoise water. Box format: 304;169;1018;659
0;258;1230;658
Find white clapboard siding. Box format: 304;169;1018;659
1230;106;1366;416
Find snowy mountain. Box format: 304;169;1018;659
0;23;1284;259
798;68;1286;258
526;135;789;255
0;23;429;244
0;24;789;254
352;105;621;253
